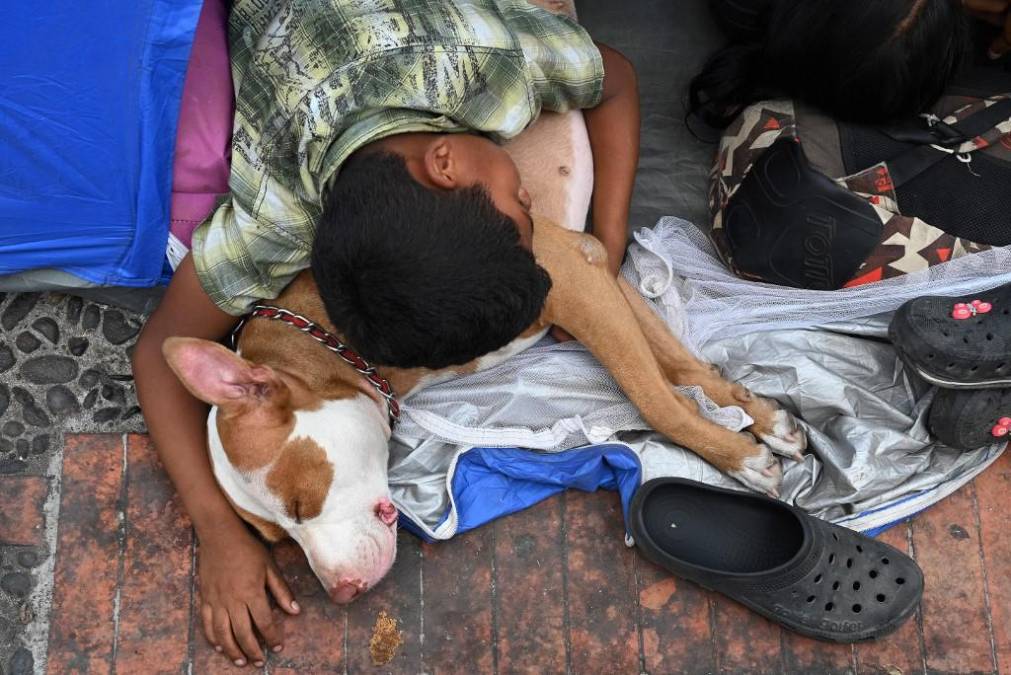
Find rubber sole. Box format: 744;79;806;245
895;348;1011;390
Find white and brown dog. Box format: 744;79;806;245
164;108;806;605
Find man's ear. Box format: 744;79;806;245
422;136;458;189
162;337;285;407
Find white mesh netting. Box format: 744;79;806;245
625;217;1011;352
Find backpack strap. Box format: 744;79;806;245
886;97;1011;188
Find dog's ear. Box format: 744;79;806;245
162;337;285;408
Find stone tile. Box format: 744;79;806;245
712;595;783;674
0;476;48;546
637;557;715;675
0;293;145;449
421;528;496;674
563;490;639;675
46;434;124;673
114;435;193;674
344;529;423;673
780;620;854;674
266;540;347;672
913;483;996;674
854;522;926;675
975;449;1011;674
493;496;567;675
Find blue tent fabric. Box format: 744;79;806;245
0;0;203;287
398;443;642;543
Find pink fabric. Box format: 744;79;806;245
170;0;234;249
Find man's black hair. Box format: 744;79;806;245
311;151;551;370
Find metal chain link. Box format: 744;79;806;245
233;305;400;427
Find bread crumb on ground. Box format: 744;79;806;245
369;611;402;665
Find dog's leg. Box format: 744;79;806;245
617;279;806;461
541;248;783;495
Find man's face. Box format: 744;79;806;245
451;135;534;249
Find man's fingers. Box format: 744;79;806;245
249;595;283;654
266;565;300;615
201;604;220;652
213;608;245;666
230;605;265;667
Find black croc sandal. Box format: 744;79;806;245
629;478;923;643
889;282;1011;389
929;386;1011;450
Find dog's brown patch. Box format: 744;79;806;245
265;436;335;521
216;398;297;473
231;502;288;542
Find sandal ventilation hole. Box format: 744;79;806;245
807;595;816;603
825;602;835;611
814;574;822;584
987;334;994;341
927;353;935;360
895;577;905;585
877;594;887;602
882;557;890;565
852;604;862;614
829;553;836;565
869;570;879;579
846;558;853;569
853;581;861;591
832;532;839;542
856;545;863;553
832;581;840;590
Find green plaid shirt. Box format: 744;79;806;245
191;0;604;315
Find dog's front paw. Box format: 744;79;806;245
755;408;807;462
726;442;783;498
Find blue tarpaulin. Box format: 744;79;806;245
399;443;643;542
0;0;203;286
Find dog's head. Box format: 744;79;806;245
163;337;398;603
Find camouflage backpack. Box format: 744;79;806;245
707;70;1011;290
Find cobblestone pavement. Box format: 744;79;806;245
0;292;147;673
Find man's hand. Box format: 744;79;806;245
963;0;1011;58
198;528;299;668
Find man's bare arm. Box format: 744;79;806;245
584;42;640;277
132;255;298;667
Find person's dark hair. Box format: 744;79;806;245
690;0;972;128
311;152;551;370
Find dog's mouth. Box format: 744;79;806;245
301;523;398;603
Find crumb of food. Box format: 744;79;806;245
369;611;403;666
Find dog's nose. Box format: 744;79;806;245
375;499;398;526
330;579;367;604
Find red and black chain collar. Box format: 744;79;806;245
231;305;400;428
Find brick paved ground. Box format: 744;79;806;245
3;433;1005;674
